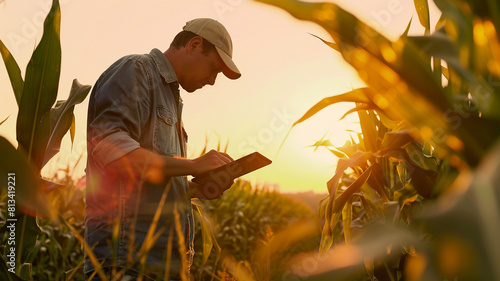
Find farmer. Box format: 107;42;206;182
84;18;240;280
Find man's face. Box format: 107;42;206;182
180;38;225;93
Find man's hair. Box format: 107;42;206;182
170;31;216;55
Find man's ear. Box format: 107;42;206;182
187;36;203;54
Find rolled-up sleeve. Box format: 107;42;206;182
89;59;151;170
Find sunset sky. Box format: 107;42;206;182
0;0;439;193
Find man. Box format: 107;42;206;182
84;18;240;280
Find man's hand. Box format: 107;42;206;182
190;149;234;177
189;179;234;200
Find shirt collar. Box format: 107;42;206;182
150;48;178;84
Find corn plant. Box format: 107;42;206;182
0;0;91;279
29;162;86;281
192;179;320;281
254;0;500;280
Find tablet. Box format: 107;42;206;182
192;152;272;186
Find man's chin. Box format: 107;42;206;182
180;85;199;93
180;87;195;93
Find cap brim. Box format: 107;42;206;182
215;47;241;80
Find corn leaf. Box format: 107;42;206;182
193;203;221;266
0;137;58;269
328;148;348;159
394;185;418;207
335;143;358;157
378;130;414;155
387;149;437;197
324;166;372;250
70;114;76;144
413;0;431;33
326;151;373;193
0;256;25;281
421;141;500;280
278;88;373;153
404;140;439;172
342;197;353;243
357;109;377;152
339;104;379;121
325;152;374;239
308;224;417;280
408;28;498;117
257;0;500;166
43;79;91;166
0;137;55;219
293;88;373;127
309;33;340;52
402;17;413;38
0;39;24;105
60;213;109;281
365;162;390;201
16;0;61;172
320;212;341;254
309;133;334;151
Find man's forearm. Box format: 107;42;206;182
105;147;194;180
105;147;234;183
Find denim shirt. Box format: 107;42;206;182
84;49;194;279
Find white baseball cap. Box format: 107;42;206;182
183;18;241;80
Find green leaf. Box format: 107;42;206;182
278;88;373;153
402;17;413;38
328;148;348;159
333;166;373;214
15;215;42;270
0;137;56;269
309;133;334;151
0;136;55;219
319;220;334;254
342;197;353;243
394;185;418;207
309;223;417;281
366;162;390;201
413;0;430;33
43;79;91;166
0;255;26;281
19;263;31;280
335;143;358;157
404;140;439;172
378;130;414;155
339;104;379;121
357;109;377;152
257;0;500;166
387;149;437;198
293;88;373;127
324;152;374;239
420;141;500;280
16;0;61;172
326;151;373;193
70;114;76;144
309;33;340;52
193;203;221;266
408;28;498;117
0;39;24;105
322;166;373;252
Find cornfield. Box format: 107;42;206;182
3;0;500;280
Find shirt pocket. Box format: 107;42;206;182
154;106;179;155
